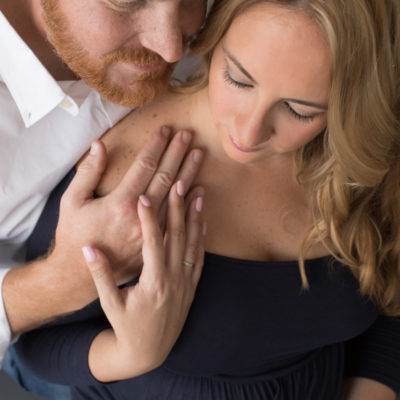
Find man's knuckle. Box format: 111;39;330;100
173;227;185;240
155;171;173;189
138;156;157;173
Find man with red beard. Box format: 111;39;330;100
0;0;214;398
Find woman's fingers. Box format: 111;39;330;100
164;181;186;271
165;181;205;278
182;197;206;286
192;225;206;286
136;195;165;284
182;197;203;267
82;246;123;318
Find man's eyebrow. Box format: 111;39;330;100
285;98;328;110
222;46;257;84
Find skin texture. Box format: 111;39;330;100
82;5;397;396
207;4;330;166
340;377;396;400
36;0;207;106
86;3;334;381
0;0;207;359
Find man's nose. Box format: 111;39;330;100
138;7;184;63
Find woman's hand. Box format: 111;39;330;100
83;181;206;382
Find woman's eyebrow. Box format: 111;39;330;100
222;46;257;84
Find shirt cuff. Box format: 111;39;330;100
0;267;13;366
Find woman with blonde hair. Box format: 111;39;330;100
15;0;400;399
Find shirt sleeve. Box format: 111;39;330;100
14;316;110;387
344;315;400;393
0;267;12;366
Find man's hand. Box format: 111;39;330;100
3;126;204;335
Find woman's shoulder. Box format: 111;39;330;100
96;91;195;195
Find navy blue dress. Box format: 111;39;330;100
15;170;400;399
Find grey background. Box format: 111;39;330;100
0;369;46;399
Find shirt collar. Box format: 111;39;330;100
0;11;78;128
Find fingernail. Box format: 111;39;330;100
90;142;98;155
202;222;207;236
193;150;202;164
82;246;97;263
196;197;203;212
177;180;185;196
161;126;171;138
139;195;151;207
182;130;192;144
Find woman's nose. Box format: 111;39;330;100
236;112;273;148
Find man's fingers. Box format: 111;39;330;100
82;246;123;317
145;130;196;209
64;141;107;206
137;196;165;283
114;126;171;202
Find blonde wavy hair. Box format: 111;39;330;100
188;0;400;315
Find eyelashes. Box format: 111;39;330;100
223;70;253;89
223;69;315;123
283;102;315;123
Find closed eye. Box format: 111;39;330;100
283;102;315;123
223;70;253;89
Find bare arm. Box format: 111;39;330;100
340;378;397;400
2;127;204;337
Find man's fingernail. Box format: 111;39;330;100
196;197;203;212
193;150;202;164
161;126;171;138
90;142;98;155
82;246;97;263
139;195;151;207
182;130;192;144
177;180;185;196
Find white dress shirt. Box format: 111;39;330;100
0;11;132;364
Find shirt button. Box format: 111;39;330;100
60;98;74;109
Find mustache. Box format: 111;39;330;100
101;47;165;67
